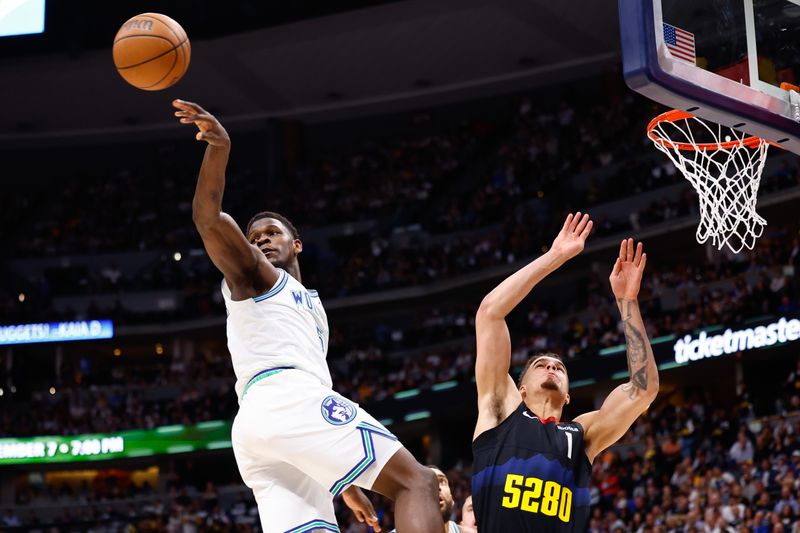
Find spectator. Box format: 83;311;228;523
729;430;755;465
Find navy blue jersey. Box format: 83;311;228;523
472;402;592;532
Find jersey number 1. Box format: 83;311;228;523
565;432;573;459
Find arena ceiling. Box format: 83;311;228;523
0;0;619;141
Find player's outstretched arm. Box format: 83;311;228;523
575;239;659;463
474;213;593;439
173;99;278;290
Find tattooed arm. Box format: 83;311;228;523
574;239;659;463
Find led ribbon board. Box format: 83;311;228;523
673;316;800;364
0;320;114;345
0;420;232;465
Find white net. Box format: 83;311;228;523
648;112;770;253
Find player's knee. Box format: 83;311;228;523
373;448;438;499
408;463;438;497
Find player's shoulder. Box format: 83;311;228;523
571;409;598;432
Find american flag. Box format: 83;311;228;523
663;23;696;64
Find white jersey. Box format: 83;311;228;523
221;268;332;399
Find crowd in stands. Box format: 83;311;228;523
8;361;800;531
4;214;800;437
0;212;800;435
4;89;652;258
6;81;800;532
332;217;800;403
4;476;262;532
5;85;800;326
1;458;478;532
578;369;800;532
331;357;800;532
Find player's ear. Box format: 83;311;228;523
519;384;527;399
294;239;303;254
564;393;570;406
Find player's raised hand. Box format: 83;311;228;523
609;238;647;300
341;486;381;532
172;99;230;147
549;212;593;261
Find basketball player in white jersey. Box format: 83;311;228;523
174;99;443;533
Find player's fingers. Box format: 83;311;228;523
575;213;590;235
626;238;634;262
580;220;593;240
369;517;382;532
171;99;194;111
612;257;621;276
179;113;214;124
633;242;643;266
172;99;203;113
619;239;627;261
562;213;573;232
640;253;647;271
570;212;582;232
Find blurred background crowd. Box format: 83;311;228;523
3;1;800;531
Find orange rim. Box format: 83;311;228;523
647;109;776;151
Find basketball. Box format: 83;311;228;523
112;13;190;91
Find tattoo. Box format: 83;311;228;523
617;298;634;321
618;299;648;400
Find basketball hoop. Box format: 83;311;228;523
646;110;776;253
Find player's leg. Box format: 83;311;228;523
301;387;441;531
232;387;340;533
236;368;442;531
368;446;442;532
317;408;441;531
246;461;340;533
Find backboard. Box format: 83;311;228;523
620;0;800;154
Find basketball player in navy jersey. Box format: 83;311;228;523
174;99;442;533
471;212;658;532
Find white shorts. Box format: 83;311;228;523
231;368;403;533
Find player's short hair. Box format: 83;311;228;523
518;352;567;386
246;211;300;240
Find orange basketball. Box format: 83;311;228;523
113;13;191;91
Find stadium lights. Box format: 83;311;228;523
404;410;431;422
431;380;458;392
393;388;420;400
